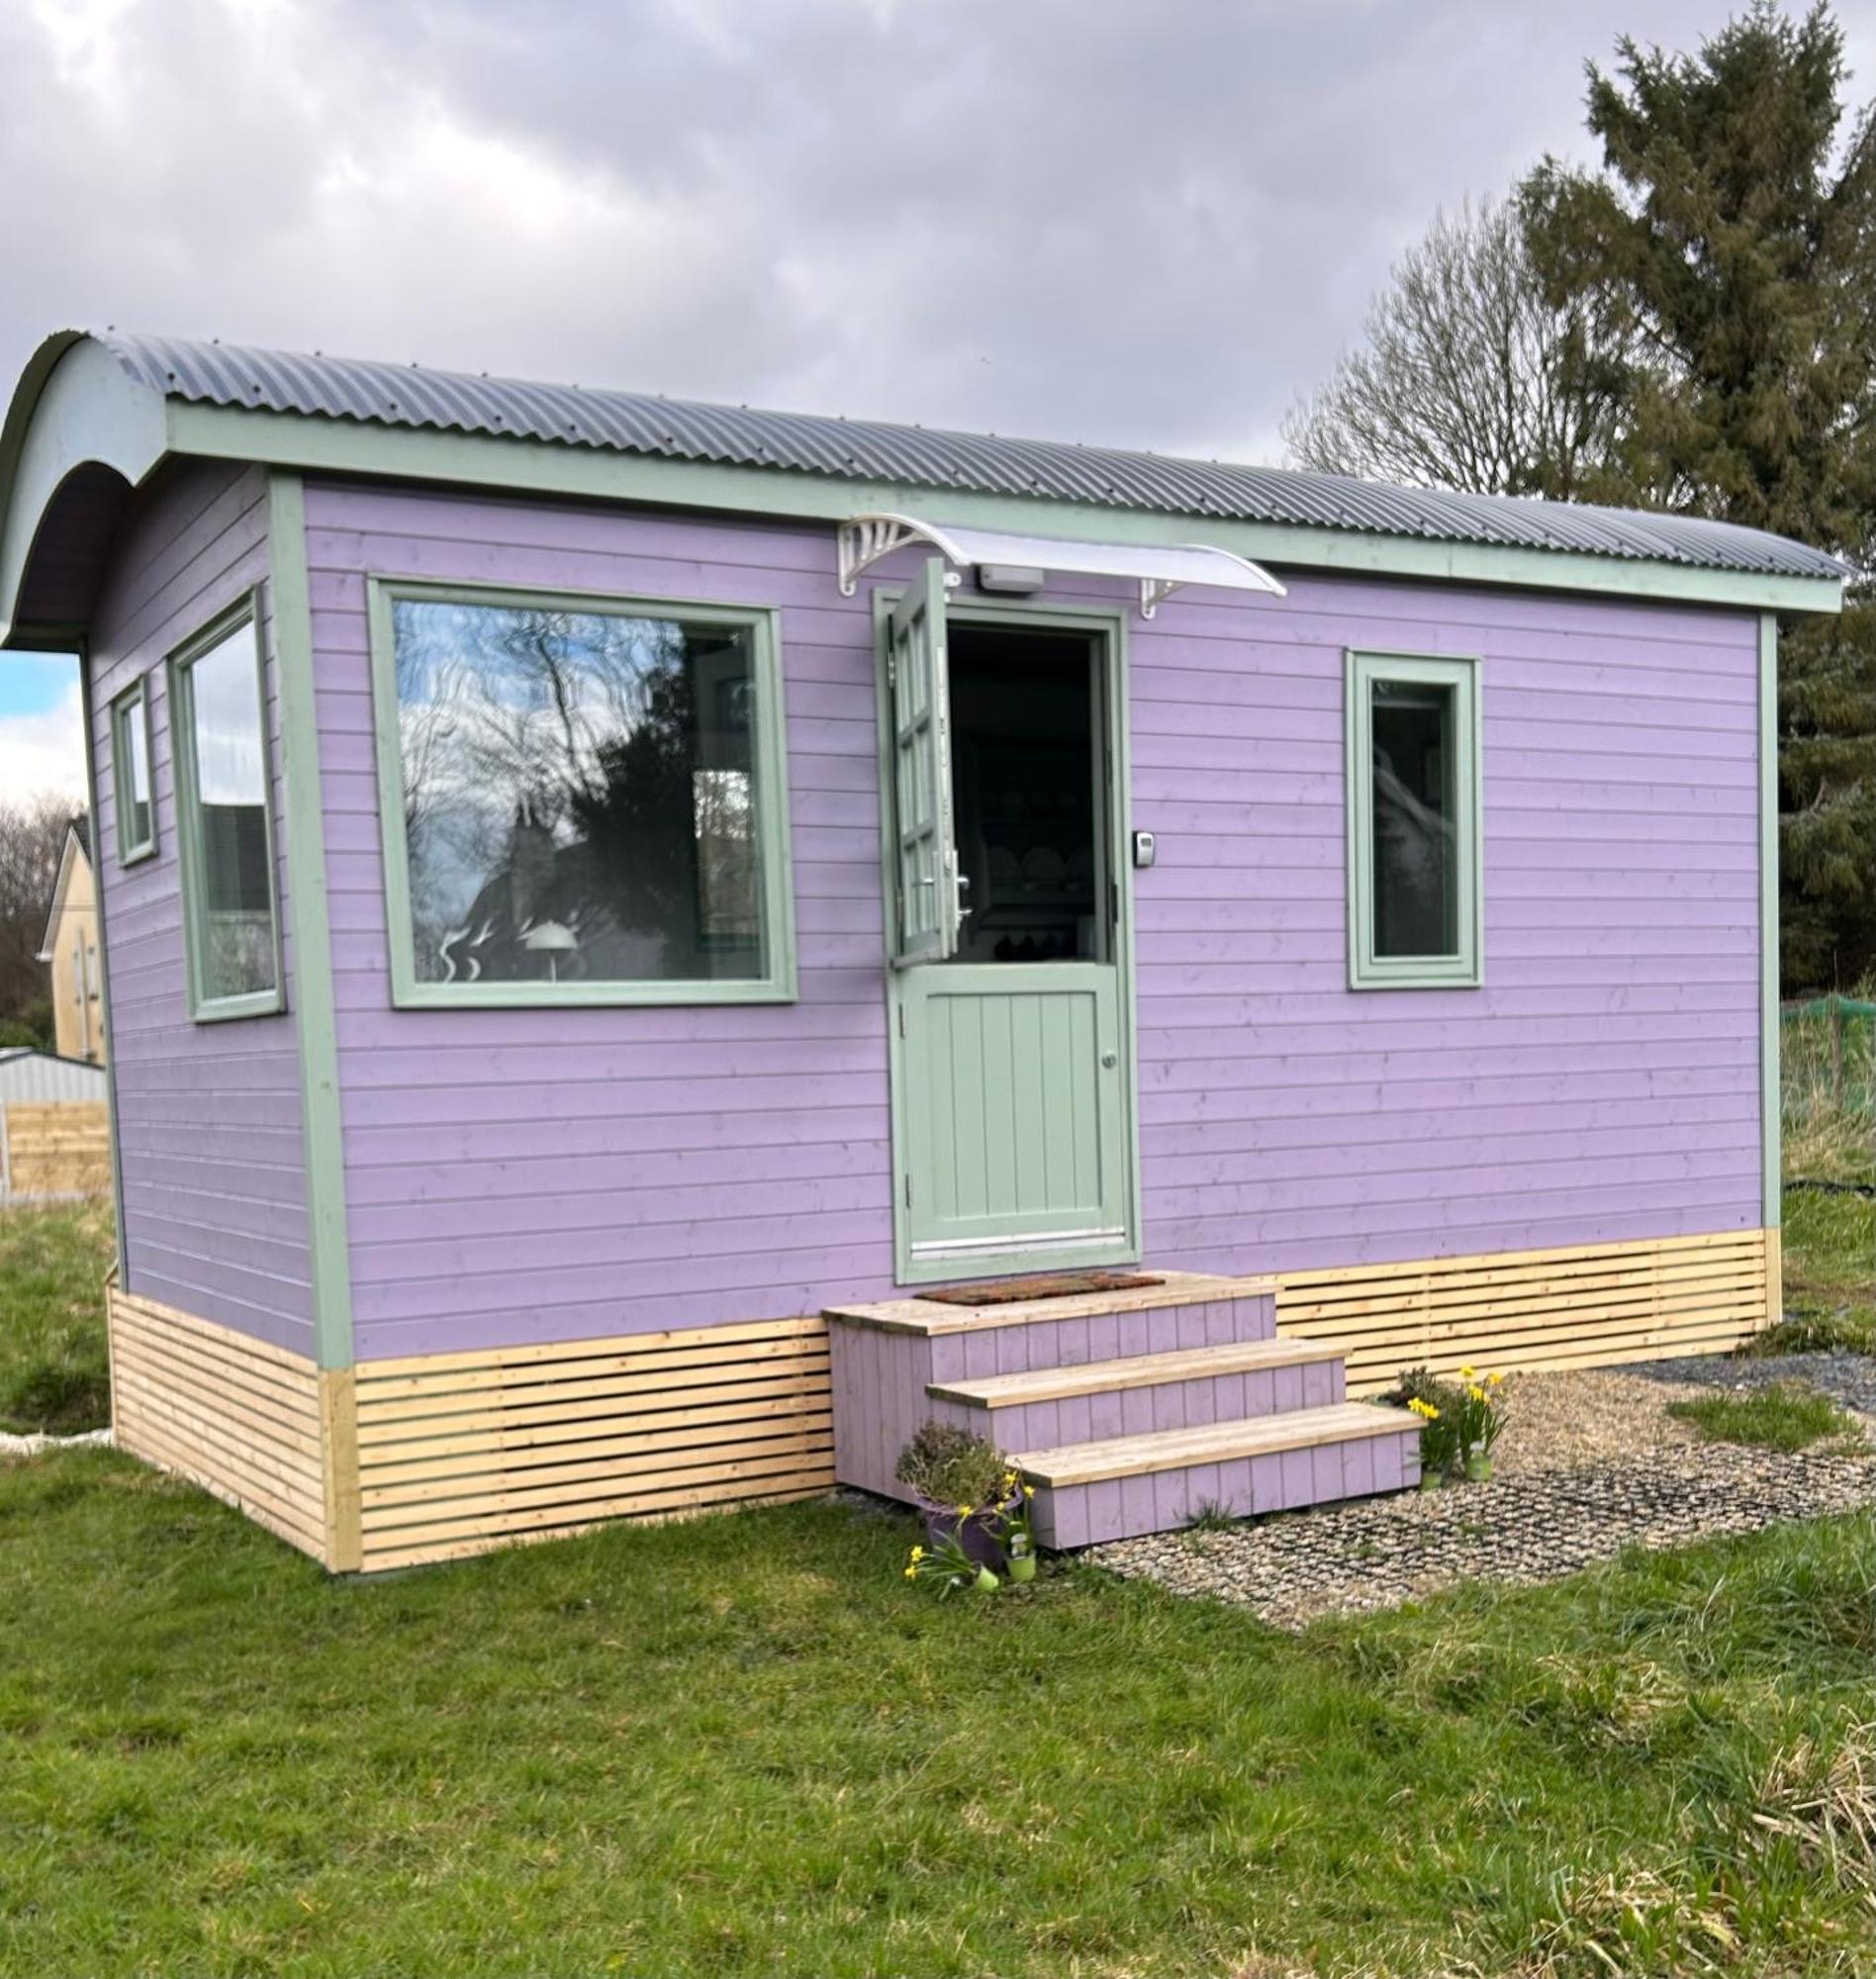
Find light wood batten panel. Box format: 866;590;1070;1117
1276;1229;1776;1394
109;1288;330;1560
348;1316;835;1571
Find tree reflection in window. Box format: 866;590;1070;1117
391;598;765;986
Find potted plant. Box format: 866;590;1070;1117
894;1423;1013;1568
1000;1467;1039;1582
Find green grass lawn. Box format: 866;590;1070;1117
1772;1184;1876;1356
2;1149;1873;1972
0;1198;113;1435
1;1452;1874;1978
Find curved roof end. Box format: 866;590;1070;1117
0;330;169;649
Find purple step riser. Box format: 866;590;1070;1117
1034;1429;1421;1549
931;1359;1345;1454
928;1295;1275;1383
829;1292;1277;1504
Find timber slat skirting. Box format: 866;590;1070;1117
348;1317;837;1569
111;1231;1779;1570
1275;1228;1778;1394
108;1293;840;1572
109;1289;331;1561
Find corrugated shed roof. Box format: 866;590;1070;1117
97;330;1847;581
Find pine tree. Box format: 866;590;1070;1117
1523;3;1876;989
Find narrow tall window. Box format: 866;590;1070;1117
171;608;282;1018
1346;650;1481;989
112;679;155;863
370;582;795;1007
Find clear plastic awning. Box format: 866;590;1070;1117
835;513;1285;617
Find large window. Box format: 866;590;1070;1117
111;677;156;864
170;605;283;1018
1345;649;1482;989
369;581;795;1007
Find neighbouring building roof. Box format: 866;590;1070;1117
86;330;1849;583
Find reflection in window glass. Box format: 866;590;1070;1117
389;598;767;988
1369;679;1457;959
180;618;277;1003
115;684;154;857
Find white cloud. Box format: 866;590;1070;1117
0;683;87;806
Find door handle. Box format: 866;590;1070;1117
1100;1050;1118;1069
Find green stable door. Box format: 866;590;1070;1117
880;565;1138;1282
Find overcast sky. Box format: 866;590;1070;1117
3;0;1870;803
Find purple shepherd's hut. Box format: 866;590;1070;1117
0;331;1843;1567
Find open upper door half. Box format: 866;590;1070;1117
885;556;960;966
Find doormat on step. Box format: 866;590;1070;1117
920;1271;1165;1308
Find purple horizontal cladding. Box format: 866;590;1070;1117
939;1356;1345;1454
1034;1429;1420;1550
303;477;1765;1361
87;458;315;1358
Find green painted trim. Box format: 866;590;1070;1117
160;402;1847;619
109;676;158;866
166;592;288;1022
875;589;1141;1285
1345;648;1484;990
75;637;129;1283
268;472;355;1371
365;574;797;1009
1759;613;1782;1233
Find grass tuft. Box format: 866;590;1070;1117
1666;1381;1864;1454
1747;1720;1876;1894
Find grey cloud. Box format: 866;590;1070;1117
2;0;1868;472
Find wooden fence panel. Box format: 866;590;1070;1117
4;1101;111;1197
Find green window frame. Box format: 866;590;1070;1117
168;596;286;1022
110;676;157;865
366;576;797;1009
1345;647;1483;990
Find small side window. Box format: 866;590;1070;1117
169;604;284;1021
1345;649;1482;990
111;679;156;865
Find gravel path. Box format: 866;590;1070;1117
1087;1362;1876;1629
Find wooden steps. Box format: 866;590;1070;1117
827;1271;1277;1337
827;1267;1420;1549
1013;1400;1421;1488
927;1336;1341;1408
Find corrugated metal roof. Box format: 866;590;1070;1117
96;330;1847;581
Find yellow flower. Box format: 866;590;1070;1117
903;1565;916;1579
1468;1385;1487;1403
1408;1397;1441;1421
909;1546;924;1560
1488;1371;1506;1386
957;1504;973;1517
1023;1485;1035;1499
1458;1364;1477;1380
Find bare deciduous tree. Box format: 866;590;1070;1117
1281;196;1629;499
0;793;79;1037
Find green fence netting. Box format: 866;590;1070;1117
1782;993;1876;1120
